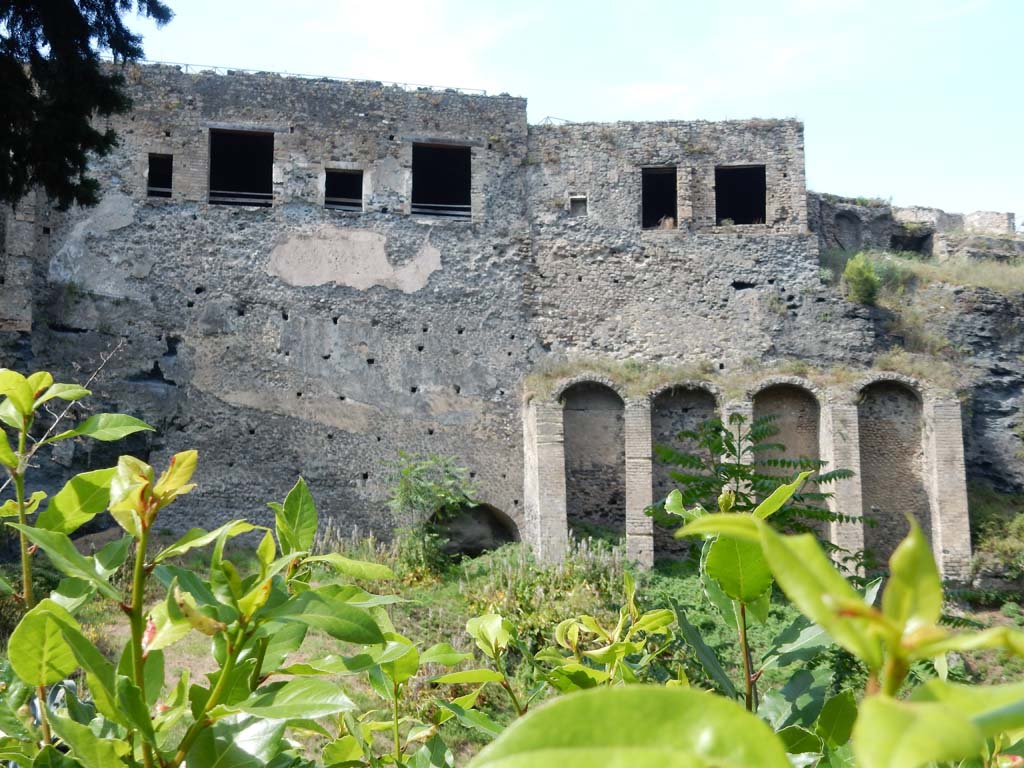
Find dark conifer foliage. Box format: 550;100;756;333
0;1;172;208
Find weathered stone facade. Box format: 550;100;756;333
2;63;1015;580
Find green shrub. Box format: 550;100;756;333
843;251;881;304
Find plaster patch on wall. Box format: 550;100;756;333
268;226;441;293
48;191;151;299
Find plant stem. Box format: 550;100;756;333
15;422;32;609
168;626;246;768
129;525;154;768
881;655;909;698
36;685;51;744
392;683;401;762
495;655;526;716
738;603;756;712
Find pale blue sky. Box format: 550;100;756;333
130;0;1023;224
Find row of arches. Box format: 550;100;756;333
558;376;933;568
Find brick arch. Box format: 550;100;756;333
649;382;719;557
848;372;927;404
747;375;826;405
433;501;520;558
551;373;628;404
561;380;626;539
751;380;826;536
857;378;930;570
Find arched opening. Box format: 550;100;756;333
752;384;825;537
834;211;863;252
562;382;626;541
651;386;717;557
857;381;930;570
435;503;519;558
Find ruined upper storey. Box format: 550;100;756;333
103;64;808;236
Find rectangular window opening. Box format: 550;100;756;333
209;130;273;207
325;169;363;211
641;167;677;229
569;196;588;217
147;153;172;198
412;144;471;219
715;165;766;225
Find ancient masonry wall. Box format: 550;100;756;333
0;64;982;578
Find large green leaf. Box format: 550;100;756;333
815;690;857;748
33;383;90;408
380;632;420;686
186;714;286;768
670;601;738;699
467;686;790;768
32;745;82;767
0;369;36;416
467;614;512;660
912;679;1024;740
0;430;17;470
421;642;472;667
36;468;116;534
853;696;984;768
676;513;761;542
705;536;772;603
431;669;505;684
302;553;394;581
7;525;120;600
758;668;833;731
231;678;355;720
437;701;503;738
47;413;153;443
8;599;78;685
882;517;942;635
262;590;384;644
757;527;884;670
153;520;258;564
47;710;129;768
753;470;814;519
271;477;317;555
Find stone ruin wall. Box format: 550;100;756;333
0;63;1015;578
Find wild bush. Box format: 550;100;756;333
843;252;881;304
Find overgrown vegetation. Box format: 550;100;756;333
3;367;1024;768
970;482;1024;581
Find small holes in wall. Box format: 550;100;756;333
456;327;464;335
366;358;375;365
577;276;583;282
513;499;519;507
42;226;50;235
410;386;418;393
506;351;512;357
509;334;515;340
164;130;171;137
719;363;725;370
371;318;380;327
236;306;245;317
427;428;434;435
376;436;382;442
332;316;339;325
327;433;333;440
453;385;461;394
296;392;302;398
422;325;428;333
186;301;194;308
416;345;424;352
362;472;369;480
322;354;331;360
469;472;476;478
248;428;256;435
388;134;395;141
195;286;205;294
338;395;346;400
282;311;289;320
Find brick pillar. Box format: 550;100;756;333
820;403;865;564
624;397;654;568
523;400;568;563
924;399;972;581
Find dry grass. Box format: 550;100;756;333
522;355;715;399
873;348;959;393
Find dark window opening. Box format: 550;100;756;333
569;196;588;217
412;144;471;219
209;130;273;206
890;231;933;256
641;167;677;229
147;154;172;198
715;165;766;225
325;169;363;211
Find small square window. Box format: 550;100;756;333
147;154;172;198
325;170;363;211
569;196;588;217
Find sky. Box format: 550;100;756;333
129;0;1023;225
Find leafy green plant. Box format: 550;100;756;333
387;452;478;579
648;413;854;543
843;252;881;304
